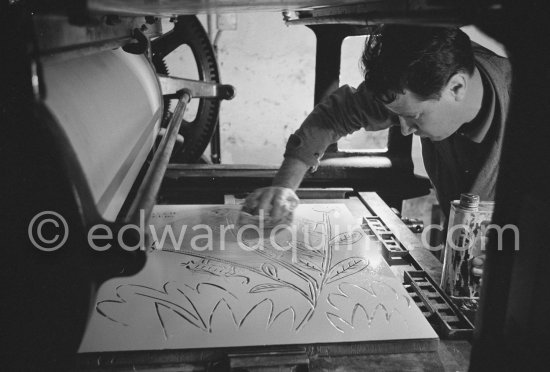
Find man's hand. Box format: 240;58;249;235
241;186;299;226
239;157;307;227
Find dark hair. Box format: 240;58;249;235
362;25;475;103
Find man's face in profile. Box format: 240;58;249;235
385;88;464;141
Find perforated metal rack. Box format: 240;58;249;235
362;217;409;257
404;270;475;339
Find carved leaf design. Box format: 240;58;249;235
182;259;250;284
297;258;323;273
329;231;363;246
327;257;369;284
289;240;324;257
261;263;279;279
249;283;289;293
326;312;354;333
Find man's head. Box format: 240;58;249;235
362;25;477;141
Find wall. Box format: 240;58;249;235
214;12;316;165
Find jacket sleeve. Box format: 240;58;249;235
284;82;397;168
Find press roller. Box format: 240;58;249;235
43;49;163;220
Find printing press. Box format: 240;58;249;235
2;0;550;371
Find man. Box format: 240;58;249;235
243;25;511;226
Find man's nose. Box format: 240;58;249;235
399;116;417;136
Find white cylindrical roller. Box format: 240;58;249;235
42;49;162;221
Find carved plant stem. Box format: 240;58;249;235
253;249;318;303
320;212;334;290
179;250;313;306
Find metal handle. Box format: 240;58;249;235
125;90;191;230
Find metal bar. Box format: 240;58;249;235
158;75;235;100
210;119;222;163
284;1;407;21
287;17;369;26
295;187;353;199
125;90;191;227
285;14;465;27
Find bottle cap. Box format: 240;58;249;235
459;193;480;210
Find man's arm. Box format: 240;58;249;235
272;157;310;190
284;82;395;171
242;83;396;221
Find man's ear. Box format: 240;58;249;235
446;73;467;101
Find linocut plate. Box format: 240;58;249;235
79;204;437;352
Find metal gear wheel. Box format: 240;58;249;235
152;15;220;163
